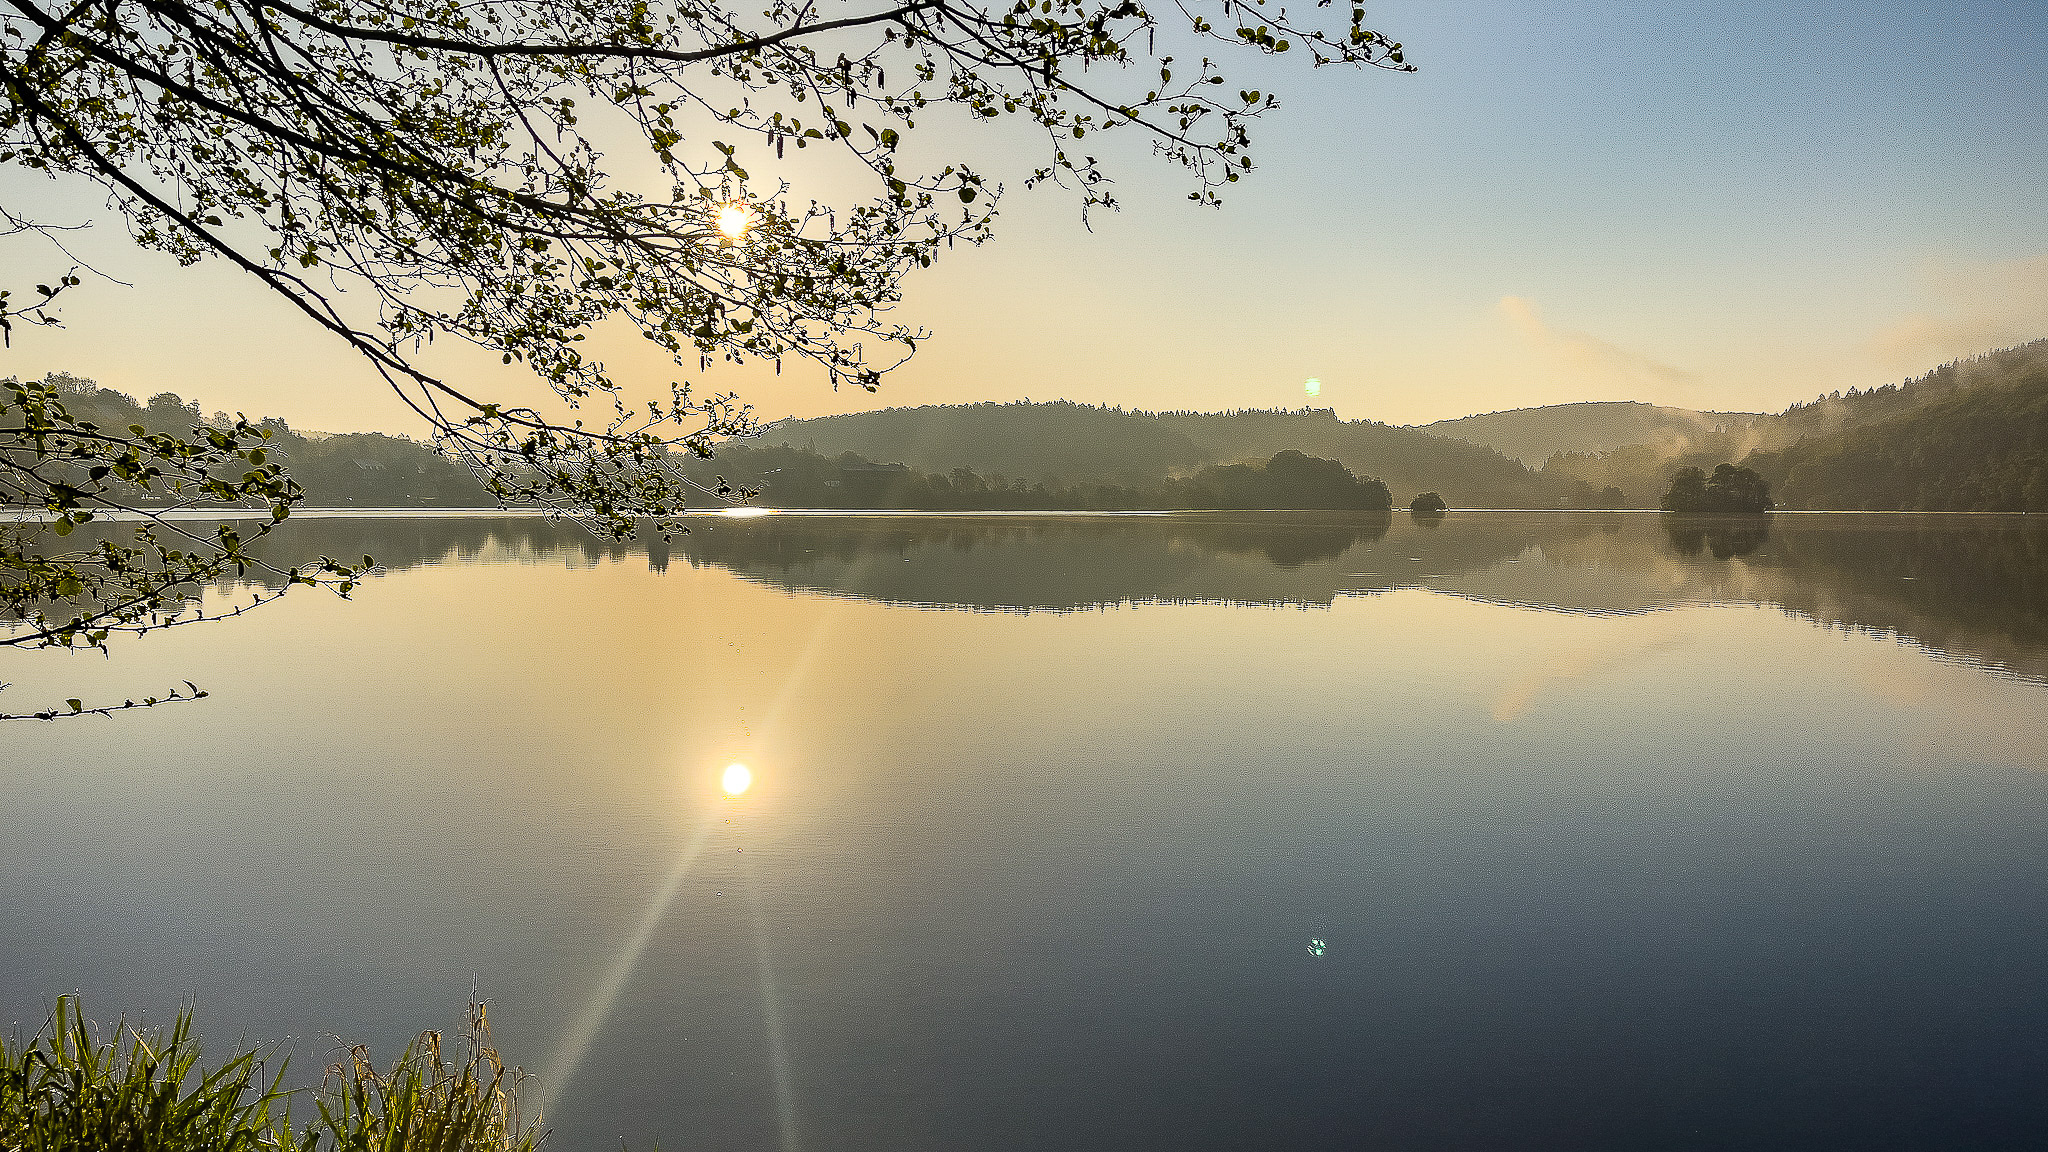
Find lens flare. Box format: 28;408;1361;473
722;762;753;796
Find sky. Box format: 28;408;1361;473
4;0;2046;432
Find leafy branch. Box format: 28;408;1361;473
1;373;369;716
1;0;1410;536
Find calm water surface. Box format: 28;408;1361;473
5;511;2048;1150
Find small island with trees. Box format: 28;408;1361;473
1660;464;1773;514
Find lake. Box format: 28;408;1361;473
6;511;2048;1150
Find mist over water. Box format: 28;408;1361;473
5;512;2047;1150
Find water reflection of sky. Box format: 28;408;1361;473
4;512;2047;1151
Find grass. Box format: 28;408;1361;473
1;996;543;1151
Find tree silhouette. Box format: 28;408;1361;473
1661;464;1771;514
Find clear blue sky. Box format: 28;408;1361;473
7;0;2045;429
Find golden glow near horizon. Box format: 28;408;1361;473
722;762;753;796
714;201;757;243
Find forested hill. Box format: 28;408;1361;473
1746;340;2048;510
11;375;1493;510
14;377;1596;510
30;342;2046;512
1414;401;1766;465
764;402;1583;508
22;373;495;506
1540;340;2048;510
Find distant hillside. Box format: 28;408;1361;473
57;339;2042;516
1152;409;1577;507
15;375;1418;511
20;373;495;507
686;443;1395;511
1541;340;2048;509
1747;341;2048;510
1539;434;1770;508
1414;401;1766;465
762;401;1207;486
765;402;1586;508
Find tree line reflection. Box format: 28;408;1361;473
49;510;2048;684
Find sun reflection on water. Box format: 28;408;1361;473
723;762;753;796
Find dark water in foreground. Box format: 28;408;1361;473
5;511;2048;1150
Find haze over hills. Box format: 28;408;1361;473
1542;339;2048;510
1748;339;2048;510
1413;402;1767;466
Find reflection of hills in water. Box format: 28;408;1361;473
663;514;1406;610
196;510;2048;683
235;512;1407;609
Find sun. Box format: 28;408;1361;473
1304;377;1322;399
714;201;757;243
721;762;753;796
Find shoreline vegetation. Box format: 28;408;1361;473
1;998;541;1152
19;505;2045;521
7;338;2042;517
